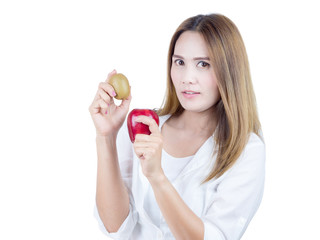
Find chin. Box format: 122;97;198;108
180;103;212;113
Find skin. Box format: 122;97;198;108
89;70;132;232
171;31;220;115
163;31;220;158
134;31;221;239
89;31;221;239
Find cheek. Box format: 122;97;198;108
203;77;220;101
211;82;219;95
210;82;220;98
170;67;180;87
212;86;221;104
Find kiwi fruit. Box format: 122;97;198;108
109;73;130;100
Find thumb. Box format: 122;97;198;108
119;88;132;110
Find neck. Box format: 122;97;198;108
173;108;217;137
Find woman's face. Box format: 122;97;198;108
171;31;220;113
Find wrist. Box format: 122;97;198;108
96;132;117;146
148;171;167;188
96;131;117;140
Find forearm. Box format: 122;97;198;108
96;135;129;233
149;174;204;240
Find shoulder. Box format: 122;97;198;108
244;132;265;158
216;132;266;192
232;132;266;174
220;132;265;180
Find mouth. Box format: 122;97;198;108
181;90;200;98
182;90;200;95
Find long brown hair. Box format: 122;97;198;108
157;14;262;182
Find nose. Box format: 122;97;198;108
182;79;196;84
182;67;197;85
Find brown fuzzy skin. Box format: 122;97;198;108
109;73;130;100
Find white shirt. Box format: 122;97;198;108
161;149;194;182
94;115;266;240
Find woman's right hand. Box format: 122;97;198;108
89;69;132;137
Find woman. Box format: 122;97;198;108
89;13;265;240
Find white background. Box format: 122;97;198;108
0;0;319;239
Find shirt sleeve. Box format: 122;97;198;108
93;121;138;239
203;133;266;240
94;196;138;240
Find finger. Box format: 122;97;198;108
93;70;117;102
98;82;117;99
98;88;112;104
92;91;109;115
118;89;132;110
94;82;115;103
134;147;155;160
133;141;159;150
93;90;100;101
134;134;162;144
89;99;108;115
134;146;146;159
106;69;117;82
135;115;160;136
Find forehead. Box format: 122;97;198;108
174;31;209;57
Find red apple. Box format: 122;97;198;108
127;109;160;143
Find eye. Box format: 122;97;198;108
174;59;184;66
197;61;210;68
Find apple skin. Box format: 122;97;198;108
127;109;160;143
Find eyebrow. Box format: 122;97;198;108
172;54;210;61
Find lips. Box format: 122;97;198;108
181;90;200;99
182;90;200;94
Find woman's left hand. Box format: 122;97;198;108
133;115;164;181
